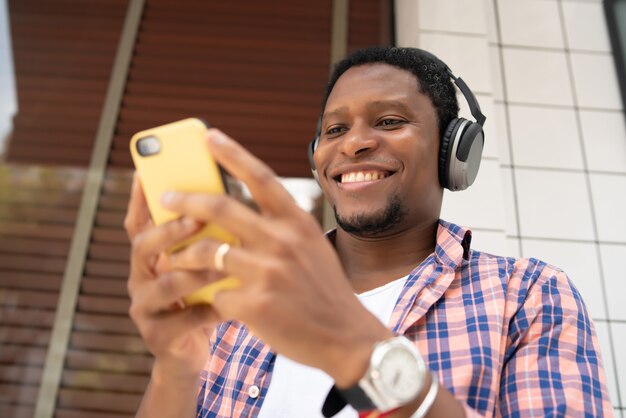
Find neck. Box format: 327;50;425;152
334;219;439;294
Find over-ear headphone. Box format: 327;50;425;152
307;50;486;192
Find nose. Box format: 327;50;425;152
340;123;379;158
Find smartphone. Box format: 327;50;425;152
130;118;239;305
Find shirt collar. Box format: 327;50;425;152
434;219;472;271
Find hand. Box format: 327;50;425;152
124;174;222;381
162;129;393;386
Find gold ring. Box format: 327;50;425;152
214;243;231;273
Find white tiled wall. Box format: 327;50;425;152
580;110;626;173
596;320;621;412
502;49;574;106
590;174;626;243
562;1;611;52
396;0;626;414
496;1;564;48
515;168;595;240
571;53;623;110
507;105;584;170
601;244;626;321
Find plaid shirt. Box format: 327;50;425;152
196;220;613;417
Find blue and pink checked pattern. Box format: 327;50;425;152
196;220;613;417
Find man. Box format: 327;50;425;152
125;46;613;417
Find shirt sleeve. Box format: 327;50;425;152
499;268;613;417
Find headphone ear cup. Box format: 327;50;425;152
447;120;484;191
308;137;320;183
438;118;462;189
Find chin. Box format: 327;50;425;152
334;196;407;236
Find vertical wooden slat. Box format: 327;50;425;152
331;0;349;66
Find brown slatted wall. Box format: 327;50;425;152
1;1;130;416
0;165;86;418
2;1;391;417
53;1;391;416
5;0;129;166
109;0;333;177
5;0;391;171
51;2;334;413
55;170;147;418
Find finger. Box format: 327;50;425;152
160;192;268;246
132;216;203;261
128;217;204;294
124;172;153;240
206;129;297;216
155;252;170;275
136;304;220;347
138;270;226;314
168;238;258;283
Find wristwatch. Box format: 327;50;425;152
338;336;427;412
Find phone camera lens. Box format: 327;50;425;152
137;136;161;156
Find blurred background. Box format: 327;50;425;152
0;0;624;417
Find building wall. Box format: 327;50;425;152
0;0;17;155
0;3;392;416
395;0;626;416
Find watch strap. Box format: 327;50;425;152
321;385;347;418
321;383;376;417
338;384;377;411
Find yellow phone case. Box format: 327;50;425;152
129;118;239;305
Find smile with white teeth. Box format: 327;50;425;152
340;171;389;184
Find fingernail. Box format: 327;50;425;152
209;130;228;145
131;172;140;190
182;216;196;228
161;191;176;206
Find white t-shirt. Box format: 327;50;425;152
257;276;409;418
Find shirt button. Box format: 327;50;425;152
248;385;260;399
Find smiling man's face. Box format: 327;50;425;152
314;63;443;237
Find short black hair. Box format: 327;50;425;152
320;46;459;138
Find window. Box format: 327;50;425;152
605;0;626;111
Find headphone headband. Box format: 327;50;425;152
452;76;486;126
417;49;485;128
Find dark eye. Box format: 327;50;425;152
379;118;403;127
325;125;346;137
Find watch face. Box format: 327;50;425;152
377;345;424;402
